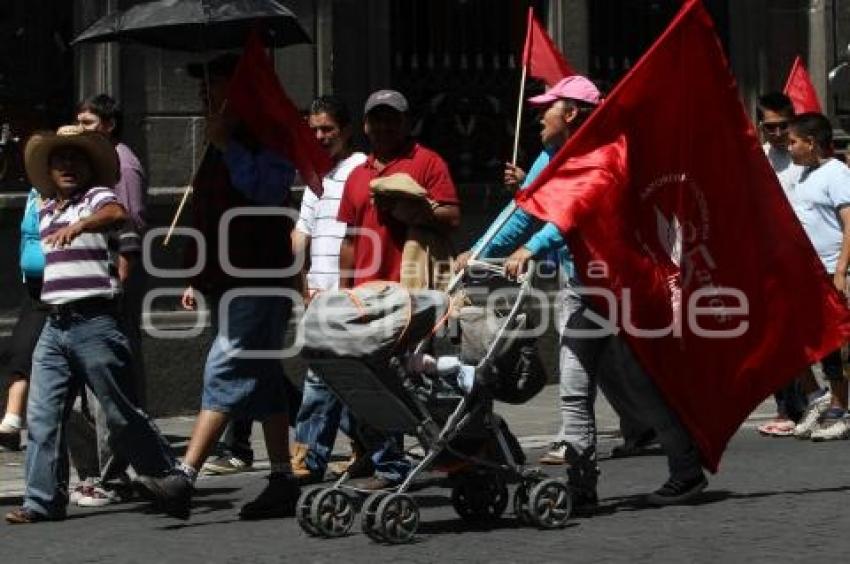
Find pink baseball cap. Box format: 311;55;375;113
527;75;601;106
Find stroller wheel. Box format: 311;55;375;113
375;493;420;544
451;474;509;522
512;483;534;525
528;479;572;529
296;486;324;536
310;488;357;538
360;491;389;542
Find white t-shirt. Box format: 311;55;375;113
295;151;367;291
788;158;850;273
763;142;804;197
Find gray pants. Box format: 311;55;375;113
555;279;702;491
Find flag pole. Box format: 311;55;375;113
162;98;228;247
510;62;529;167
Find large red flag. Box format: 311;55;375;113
784;55;823;114
521;7;575;86
227;30;332;195
516;0;850;471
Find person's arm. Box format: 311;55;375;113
44;202;127;248
833;206;850;295
223;141;295;205
504;222;566;279
292;228;311;301
338;233;356;289
473;203;537;258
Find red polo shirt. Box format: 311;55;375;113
337;142;459;285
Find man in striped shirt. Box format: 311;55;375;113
290;96;367;482
5;129;186;524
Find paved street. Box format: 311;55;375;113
3;389;849;562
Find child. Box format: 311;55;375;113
786;112;850;441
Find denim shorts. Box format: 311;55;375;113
201;294;293;420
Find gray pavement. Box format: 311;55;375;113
2;387;834;564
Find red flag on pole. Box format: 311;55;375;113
784;55;823;114
227;30;332;195
521;7;575;86
516;0;850;472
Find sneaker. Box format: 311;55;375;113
137;472;193;520
646;474;708;506
793;393;832;439
202;454;252;475
69;480;95;505
238;473;301;520
0;429;22;451
76;482;125;507
538;442;568;465
810;411;850;442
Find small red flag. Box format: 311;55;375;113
227;30;332;195
784;55;823;114
521;7;575;86
516;0;850;472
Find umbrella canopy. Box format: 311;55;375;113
72;0;311;51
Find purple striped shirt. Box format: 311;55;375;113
39;186;121;304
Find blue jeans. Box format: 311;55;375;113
294;369;352;475
24;311;175;518
371;434;410;483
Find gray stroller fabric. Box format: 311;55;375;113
300;282;448;363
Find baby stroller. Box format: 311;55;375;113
295;259;571;543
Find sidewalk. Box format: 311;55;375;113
0;384;776;497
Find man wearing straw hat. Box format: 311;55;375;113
5;128;187;524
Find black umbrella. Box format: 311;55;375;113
72;0;311;51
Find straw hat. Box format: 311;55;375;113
24;126;119;197
369;173;428;200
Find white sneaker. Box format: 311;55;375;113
69;479;95;505
793;393;831;439
76;482;124;507
538;442;568;465
810;416;850;442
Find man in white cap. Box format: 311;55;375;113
457;75;707;510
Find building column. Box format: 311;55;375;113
809;0;833;112
315;0;334;95
74;0;120;100
548;0;590;74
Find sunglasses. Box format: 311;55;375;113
760;121;788;133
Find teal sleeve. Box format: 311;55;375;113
524;222;566;257
473;204;538;258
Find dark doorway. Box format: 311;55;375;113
389;0;547;184
589;0;730;91
0;0;75;190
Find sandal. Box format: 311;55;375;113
758;418;796;437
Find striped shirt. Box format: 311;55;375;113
295;152;366;291
39;186;121;304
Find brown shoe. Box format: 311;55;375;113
290;442;316;483
359;475;398;491
5;507;53;524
